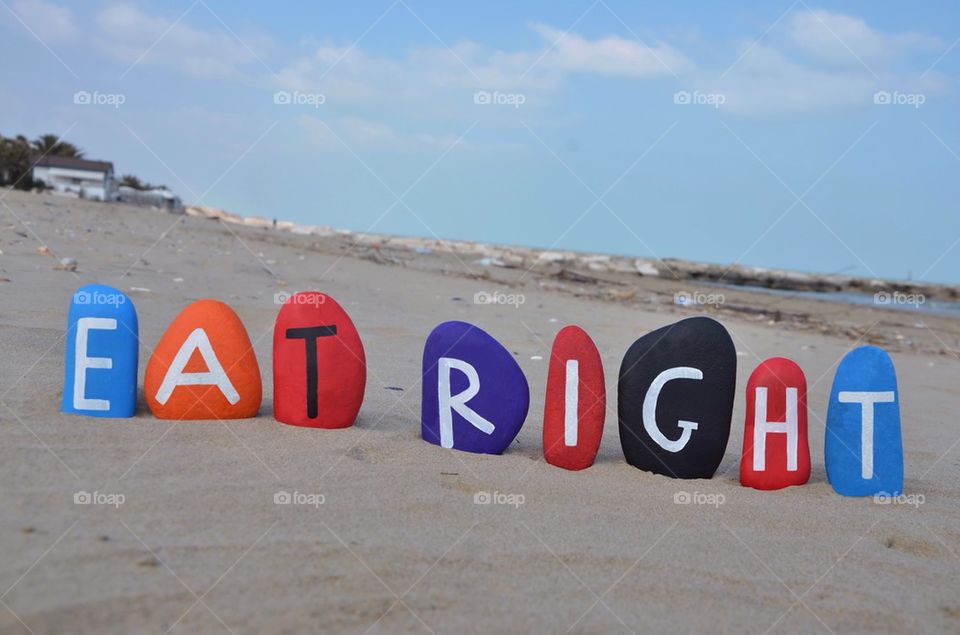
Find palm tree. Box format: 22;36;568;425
31;134;84;158
119;174;145;190
118;174;166;191
0;134;36;188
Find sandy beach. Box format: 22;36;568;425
2;189;959;634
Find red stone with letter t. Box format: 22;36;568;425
273;291;366;428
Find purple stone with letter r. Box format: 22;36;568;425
421;320;529;454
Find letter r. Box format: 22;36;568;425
437;357;496;448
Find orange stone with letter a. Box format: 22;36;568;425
145;299;261;419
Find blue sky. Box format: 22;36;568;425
2;1;958;283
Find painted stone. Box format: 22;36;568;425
739;357;810;490
618;316;736;479
273;291;366;428
145;299;261;419
825;345;903;496
543;325;605;471
61;284;138;417
421;320;529;454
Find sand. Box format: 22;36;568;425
1;189;959;634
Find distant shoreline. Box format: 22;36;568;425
183;202;960;303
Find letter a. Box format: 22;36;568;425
155;328;240;406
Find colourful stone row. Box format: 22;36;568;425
62;284;904;497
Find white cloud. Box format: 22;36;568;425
275;38;555;104
275;22;693;101
531;23;693;77
11;0;76;42
709;44;878;117
38;4;946;134
788;10;941;68
95;2;271;80
272;11;950;134
296;115;469;153
703;10;948;118
269;22;693;142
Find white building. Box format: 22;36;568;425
32;156;116;201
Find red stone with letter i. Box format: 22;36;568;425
543;325;605;471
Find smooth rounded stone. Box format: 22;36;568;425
61;284;139;418
740;357;810;490
543;325;605;471
421;321;529;454
145;299;261;419
618;316;736;479
826;345;903;496
273;291;366;428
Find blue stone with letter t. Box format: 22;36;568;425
825;345;903;496
61;284;139;417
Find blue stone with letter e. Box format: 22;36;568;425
825;345;903;496
421;320;529;454
61;284;139;417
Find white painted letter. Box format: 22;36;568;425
73;317;117;411
753;387;799;471
564;360;579;446
437;357;496;448
643;367;702;453
155;328;240;406
838;391;895;479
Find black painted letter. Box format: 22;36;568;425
285;325;337;418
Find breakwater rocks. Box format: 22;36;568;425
184;205;958;303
